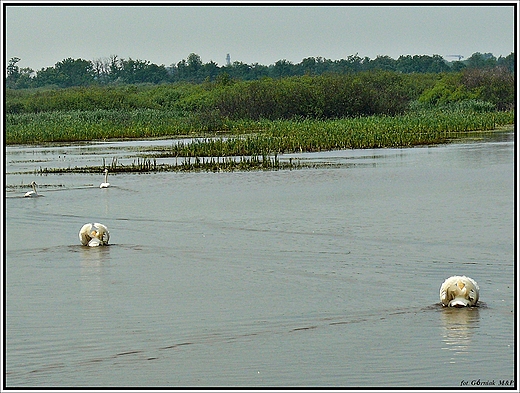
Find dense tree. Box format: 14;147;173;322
497;52;515;73
271;59;296;78
186;53;202;74
5;52;514;89
396;55;449;73
450;61;466;72
466;52;497;69
6;57;21;88
53;58;96;87
366;55;397;71
118;58;169;84
227;61;251;80
342;54;364;73
34;66;59;87
201;60;220;82
461;67;515;110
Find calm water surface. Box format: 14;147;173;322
5;133;515;388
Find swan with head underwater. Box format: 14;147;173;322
100;168;110;188
440;275;479;307
24;181;40;197
79;223;110;247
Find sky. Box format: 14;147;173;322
3;3;517;72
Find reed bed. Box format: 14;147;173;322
6;107;513;147
8;108;514;173
5;109;231;145
36;154;300;174
156;110;514;157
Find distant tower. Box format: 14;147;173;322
226;53;231;66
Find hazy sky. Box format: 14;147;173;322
4;3;517;71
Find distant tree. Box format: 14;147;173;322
271;59;295;78
300;57;317;75
215;71;232;86
108;54;123;82
366;55;397;71
14;67;35;88
119;58;169;84
497;52;515;73
53;58;95;87
466;52;497;69
6;57;21;88
343;54;363;73
396;55;418;73
200;60;220;81
427;54;451;73
175;59;189;81
174;53;204;82
186;53;203;81
450;61;466;72
396;55;449;73
8;51;512;89
228;61;252;80
249;63;269;79
92;57;112;84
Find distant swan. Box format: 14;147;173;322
100;168;110;188
79;223;110;247
440;276;479;307
24;181;39;197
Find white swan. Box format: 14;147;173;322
440;276;479;307
79;223;110;247
100;168;110;188
24;181;39;197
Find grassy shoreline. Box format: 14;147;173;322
7;68;514;172
5;108;514;147
9;109;513;173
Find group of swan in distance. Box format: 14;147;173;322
440;275;479;307
79;222;110;247
24;168;110;197
25;170;480;303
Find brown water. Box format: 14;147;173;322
4;132;515;388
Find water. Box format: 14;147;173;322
4;133;515;388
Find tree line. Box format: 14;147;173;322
5;51;514;90
6;66;515;118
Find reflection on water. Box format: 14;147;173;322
5;132;515;387
79;245;111;290
440;307;480;364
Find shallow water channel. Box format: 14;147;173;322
4;132;515;388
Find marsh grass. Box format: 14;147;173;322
151;110;514;157
8;108;514;173
5;109;213;144
37;154;299;173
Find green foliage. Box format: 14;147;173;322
157;110;514;158
5;69;514;147
6;69;514;120
417;73;476;106
5;83;209;113
210;71;438;120
461;67;515;110
5;107;514;146
7;52;514;89
417;68;514;110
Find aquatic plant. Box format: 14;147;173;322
152;110;514;157
12;107;513;156
36;154;302;174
